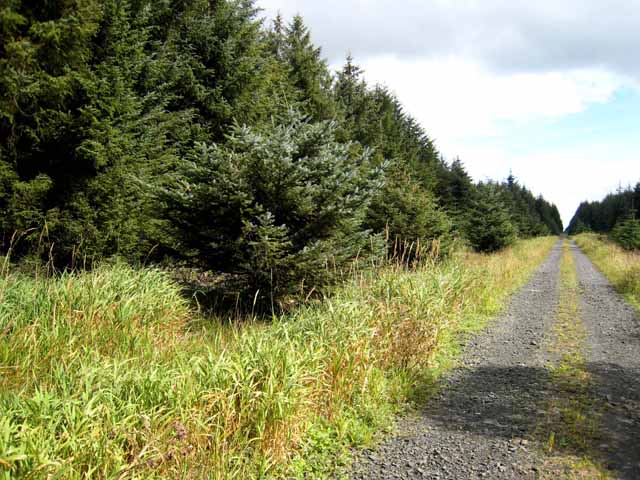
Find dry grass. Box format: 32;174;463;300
574;233;640;310
0;238;557;479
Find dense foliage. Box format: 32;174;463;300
499;174;563;237
611;218;640;251
0;0;562;298
567;182;640;250
163;111;382;299
465;183;517;253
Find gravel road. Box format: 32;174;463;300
347;240;640;479
572;242;640;479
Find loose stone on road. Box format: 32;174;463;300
572;242;640;479
348;240;640;479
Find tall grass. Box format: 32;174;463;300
0;238;556;479
574;233;640;309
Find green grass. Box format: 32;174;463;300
0;238;557;479
573;233;640;310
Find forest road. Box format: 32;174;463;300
346;240;640;479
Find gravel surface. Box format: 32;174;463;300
572;242;640;479
349;241;564;479
347;240;640;479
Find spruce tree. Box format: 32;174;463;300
434;158;474;234
144;0;269;140
0;0;102;253
280;15;335;120
366;168;452;260
162;110;383;301
568;183;640;235
334;55;370;145
0;2;565;284
466;184;516;253
611;212;640;250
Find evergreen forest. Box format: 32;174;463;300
567;182;640;250
16;3;640;479
0;0;563;302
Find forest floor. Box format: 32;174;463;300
348;239;640;479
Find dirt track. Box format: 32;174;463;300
348;240;640;479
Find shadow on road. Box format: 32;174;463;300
421;363;640;479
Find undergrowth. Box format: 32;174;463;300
0;238;556;479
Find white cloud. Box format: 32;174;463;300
353;56;638;226
259;0;640;79
357;56;626;151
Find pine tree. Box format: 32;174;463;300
366;168;452;260
162;109;383;301
466;184;516;253
281;15;335;120
611;216;640;250
0;0;102;253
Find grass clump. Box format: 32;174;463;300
574;233;640;309
1;238;556;479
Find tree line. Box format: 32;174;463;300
567;182;640;250
0;0;562;301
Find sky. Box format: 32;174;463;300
258;0;640;228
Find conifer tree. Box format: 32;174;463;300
0;2;566;291
144;0;269;140
334;55;370;145
568;183;639;236
280;15;335;120
366;168;452;260
442;158;474;213
466;183;516;253
0;0;102;252
0;0;273;262
163;110;383;300
266;13;287;61
611;215;640;250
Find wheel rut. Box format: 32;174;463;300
572;242;640;479
347;240;640;479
